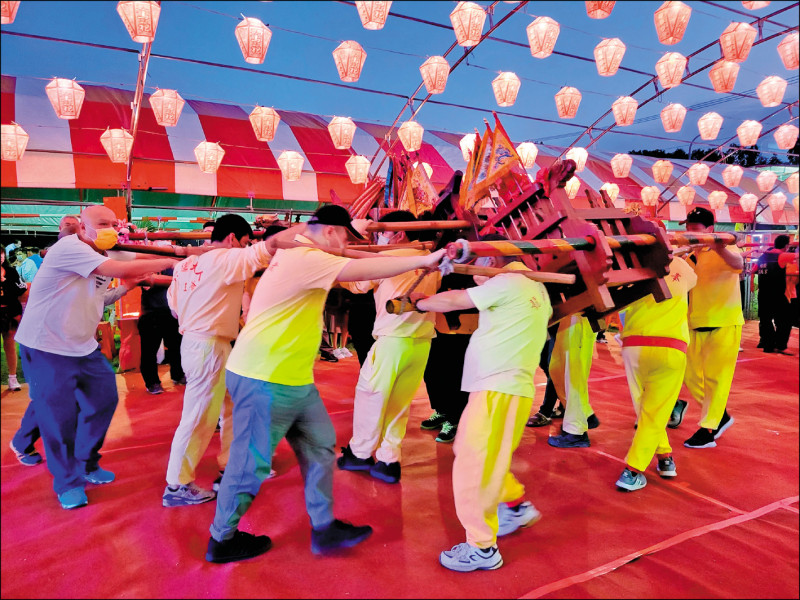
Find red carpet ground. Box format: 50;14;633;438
1;321;798;599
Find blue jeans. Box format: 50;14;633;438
210;372;336;542
19;345;118;495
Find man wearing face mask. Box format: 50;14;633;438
337;211;441;484
13;205;178;510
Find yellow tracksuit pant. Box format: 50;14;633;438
684;325;742;429
622;346;686;472
349;336;431;464
452;390;533;549
550;315;595;435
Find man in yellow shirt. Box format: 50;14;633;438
337;211;441;483
616;229;698;491
206;205;446;564
414;244;552;572
680;207;743;449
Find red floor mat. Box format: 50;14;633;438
1;321;798;599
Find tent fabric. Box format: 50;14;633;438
1;74;796;225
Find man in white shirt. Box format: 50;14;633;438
14;205;177;510
162;214;278;508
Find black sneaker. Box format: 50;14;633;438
435;421;457;443
205;530;272;563
587;413;600;429
551;404;565;419
526;412;551;428
712;411;734;440
146;383;164;395
172;376;187;385
337;445;375;471
369;460;400;483
311;519;372;555
320;349;338;362
684;427;716;449
667;399;689;429
421;410;447;430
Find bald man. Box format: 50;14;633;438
59;215;81;238
14;205;178;510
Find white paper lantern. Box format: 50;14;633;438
652;160;673;183
565;147;588;172
450;2;486;47
611;153;632;178
698;112;723;141
460;133;477;162
565;176;580;199
249;107;281;142
677;185;695;206
235;17;272;65
661;103;686;133
708;190;727;210
655;52;686;88
345;155;370;184
586;1;616;19
777;32;799;70
641;186;660;206
355;1;391;30
1;0;21;24
45;78;86;120
654;1;692;45
600;182;620;202
739;193;758;212
756;170;778;192
555;87;581;119
194;141;225;174
328;116;357;150
736;120;762;146
756;75;788;107
526;16;560;59
768;192;787;212
149;89;184;127
420;56;450;95
719;22;757;63
516;142;538;168
612;96;638;126
594;38;626;76
722;164;743;187
688;163;710;186
117;1;161;44
397;120;424;152
0;122;29;161
492;72;521;107
100;128;134;164
785;172;799;194
277;150;304;181
333;41;367;82
774;124;799;151
709;60;740;93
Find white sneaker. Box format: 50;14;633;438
439;542;503;572
497;501;541;536
162;482;216;507
7;375;21;391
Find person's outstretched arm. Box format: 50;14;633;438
336;249;446;282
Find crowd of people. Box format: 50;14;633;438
2;188;797;572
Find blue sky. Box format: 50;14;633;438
1;1;798;158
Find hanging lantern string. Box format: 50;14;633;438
367;1;526;179
653;105;799;216
556;10;798;161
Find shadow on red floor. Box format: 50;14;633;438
1;321;798;599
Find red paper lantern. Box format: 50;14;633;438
45;78;85;120
785;172;799;194
492;72;521;107
397;120;424;152
654;1;691;45
345;155;371;184
420;56;450;95
677;185;695;206
516;142;538;168
660;103;686;133
611;96;638;127
277;150;304;181
774;124;799;150
708;60;739;93
1;0;21;24
719;22;757;63
600;182;619;202
777;32;799;70
194;141;225;174
1;122;29;161
460;133;477;162
555;86;581;119
739;193;758;212
655;52;687;88
594;38;626;76
688;163;710;186
737;120;762;146
722;164;743;187
611;153;632;178
565;176;580;199
235;17;272;65
741;1;770;8
566;147;588;172
527;16;560;59
697;112;723;141
756;170;778;192
117;1;160;44
768;192;787;212
585;1;616;19
100;128;134;164
328;116;357;150
450;2;486;47
756;75;787;107
249;107;281;142
333;41;367;82
641;186;660;206
355;1;391;30
149;89;184;127
708;190;727;210
652;160;673;183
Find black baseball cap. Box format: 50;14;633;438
308;204;365;240
679;206;714;227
